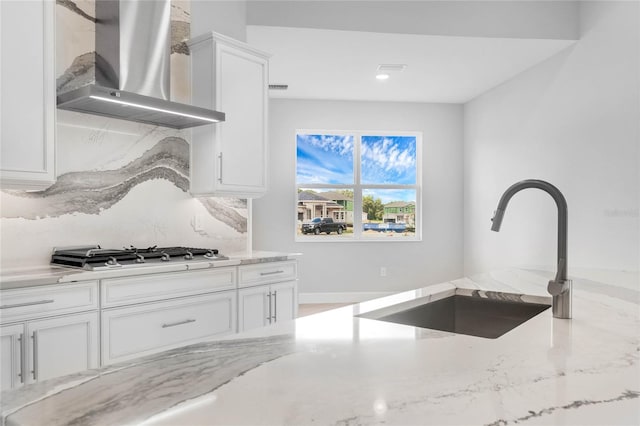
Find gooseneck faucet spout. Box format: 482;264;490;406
491;179;572;319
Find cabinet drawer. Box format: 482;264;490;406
238;261;297;288
0;282;98;323
101;268;236;308
101;291;236;365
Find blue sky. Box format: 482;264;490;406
296;134;354;184
297;134;416;187
361;136;416;184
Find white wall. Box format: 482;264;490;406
191;0;247;41
253;100;464;300
464;1;640;275
247;1;579;40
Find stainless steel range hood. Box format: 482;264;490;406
57;0;224;129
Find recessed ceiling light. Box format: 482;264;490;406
376;73;390;80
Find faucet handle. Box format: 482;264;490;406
548;258;569;295
548;279;569;296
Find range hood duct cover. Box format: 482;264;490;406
56;0;224;129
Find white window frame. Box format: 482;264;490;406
295;129;422;242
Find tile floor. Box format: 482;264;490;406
297;303;351;318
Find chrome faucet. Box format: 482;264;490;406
491;179;572;319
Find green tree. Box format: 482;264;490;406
339;189;354;199
362;195;384;220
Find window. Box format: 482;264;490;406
296;130;421;241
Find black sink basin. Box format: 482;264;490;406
371;295;550;339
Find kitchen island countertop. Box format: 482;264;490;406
1;268;638;425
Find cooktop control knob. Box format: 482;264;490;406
105;256;119;266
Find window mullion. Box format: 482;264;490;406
353;133;362;238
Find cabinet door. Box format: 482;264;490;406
0;0;55;189
272;281;298;323
215;44;268;194
190;33;269;197
1;324;25;391
26;312;99;383
238;285;270;332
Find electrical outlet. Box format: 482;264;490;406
380;267;387;277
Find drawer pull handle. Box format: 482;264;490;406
260;270;284;276
0;299;54;309
18;334;25;384
272;291;277;322
266;292;272;323
31;332;38;381
162;319;196;329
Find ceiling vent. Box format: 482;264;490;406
377;64;407;73
269;84;289;90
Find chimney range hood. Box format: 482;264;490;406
57;0;224;129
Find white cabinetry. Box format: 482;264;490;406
0;260;298;384
238;285;270;331
101;292;236;365
270;281;297;323
0;0;55;189
1;324;24;390
238;281;297;332
238;262;298;332
0;281;99;323
101;268;236;308
26;313;98;383
0;282;99;391
100;268;237;365
188;32;269;197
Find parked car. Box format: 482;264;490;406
301;217;347;235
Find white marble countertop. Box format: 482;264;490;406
0;251;301;290
1;268;638;425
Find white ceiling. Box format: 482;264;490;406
247;25;575;104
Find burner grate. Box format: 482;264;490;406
51;245;225;269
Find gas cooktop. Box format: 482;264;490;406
51;245;228;270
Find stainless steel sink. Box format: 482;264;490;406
365;295;550;339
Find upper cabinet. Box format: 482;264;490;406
188;32;270;198
0;0;55;189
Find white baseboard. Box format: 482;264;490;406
298;292;394;304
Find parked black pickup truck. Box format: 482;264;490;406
301;217;347;235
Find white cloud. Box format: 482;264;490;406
300;134;353;157
361;137;415;173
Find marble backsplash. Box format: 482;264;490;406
0;0;248;269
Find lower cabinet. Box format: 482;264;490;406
1;324;24;390
1;260;298;388
101;290;237;365
1;312;99;391
238;281;297;332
